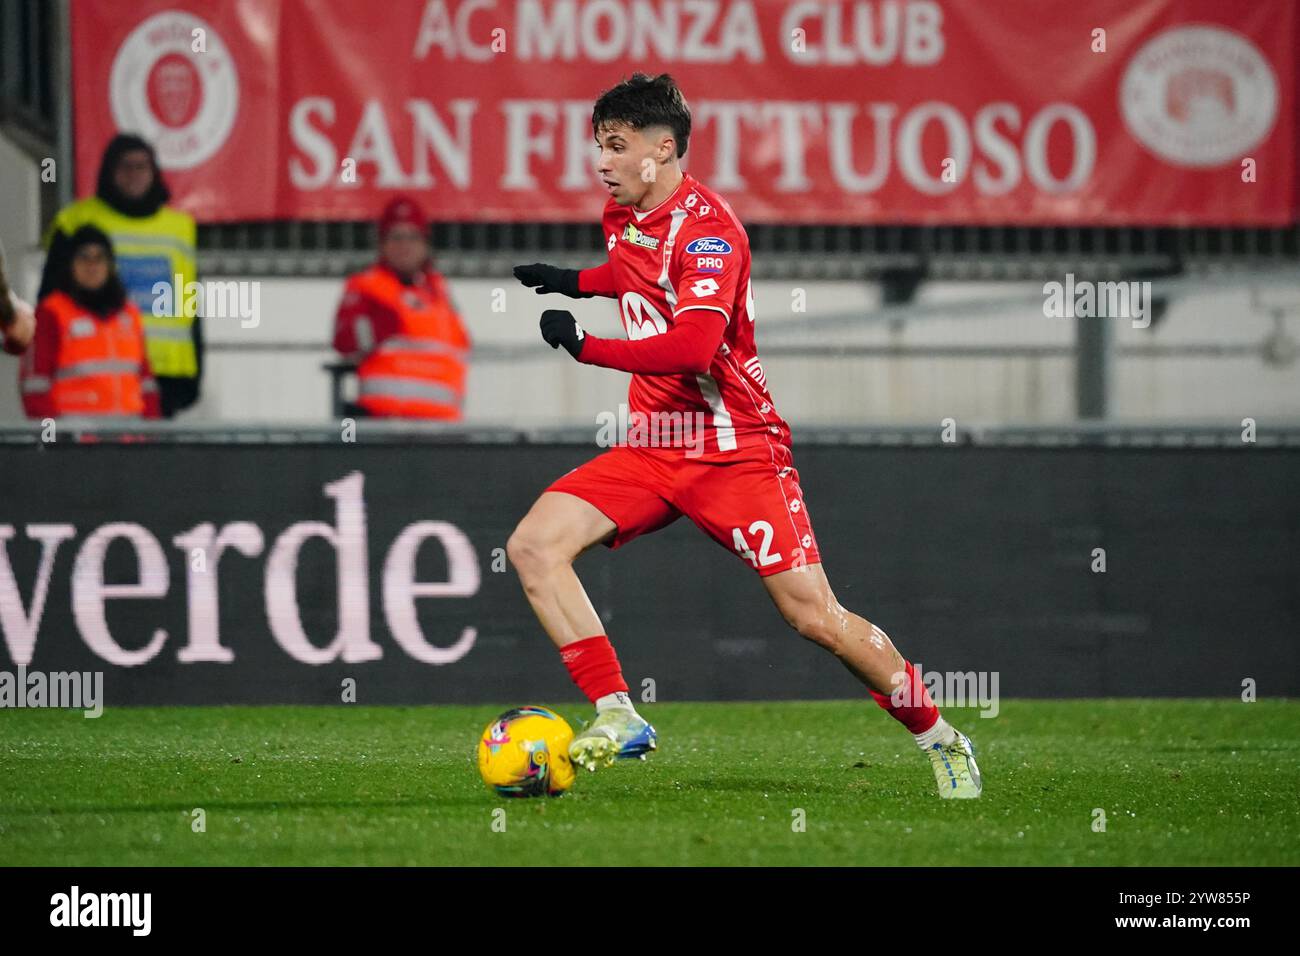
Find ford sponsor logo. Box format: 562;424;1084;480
684;237;732;255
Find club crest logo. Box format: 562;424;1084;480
1120;26;1278;167
110;11;240;170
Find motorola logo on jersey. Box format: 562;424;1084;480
684;237;732;255
619;292;669;340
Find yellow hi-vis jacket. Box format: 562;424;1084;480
44;197;198;379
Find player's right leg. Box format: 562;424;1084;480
672;451;981;798
507;448;680;770
507;490;616;649
762;562;982;799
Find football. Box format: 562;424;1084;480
477;706;576;798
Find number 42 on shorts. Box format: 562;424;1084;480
732;520;782;568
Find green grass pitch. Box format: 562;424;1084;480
1;700;1296;866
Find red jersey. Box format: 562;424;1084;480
582;172;792;461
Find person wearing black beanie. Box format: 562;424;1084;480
38;133;201;417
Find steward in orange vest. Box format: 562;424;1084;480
21;225;160;419
333;197;471;419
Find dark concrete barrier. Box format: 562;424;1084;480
1;438;1296;704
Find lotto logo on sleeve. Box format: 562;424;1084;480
689;277;720;298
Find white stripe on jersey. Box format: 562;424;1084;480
719;350;805;550
672;304;731;321
656;204;738;452
695;372;737;451
657;208;689;309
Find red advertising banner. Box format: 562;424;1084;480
71;0;1299;225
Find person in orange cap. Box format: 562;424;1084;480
332;197;471;419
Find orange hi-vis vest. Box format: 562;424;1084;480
28;291;155;416
347;266;469;419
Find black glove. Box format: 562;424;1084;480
540;309;586;359
513;263;594;298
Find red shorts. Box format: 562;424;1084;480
545;444;821;576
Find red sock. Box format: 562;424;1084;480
560;635;628;704
868;660;940;735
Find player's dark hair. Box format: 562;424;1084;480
592;73;691;159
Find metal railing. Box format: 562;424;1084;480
3;421;1298;448
197;220;1300;281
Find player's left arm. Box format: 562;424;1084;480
545;214;740;374
663;212;743;334
549;307;724;375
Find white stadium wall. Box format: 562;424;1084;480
0;133;42;425
1;274;1297;425
187;276;1300;426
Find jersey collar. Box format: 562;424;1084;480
630;172;692;222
